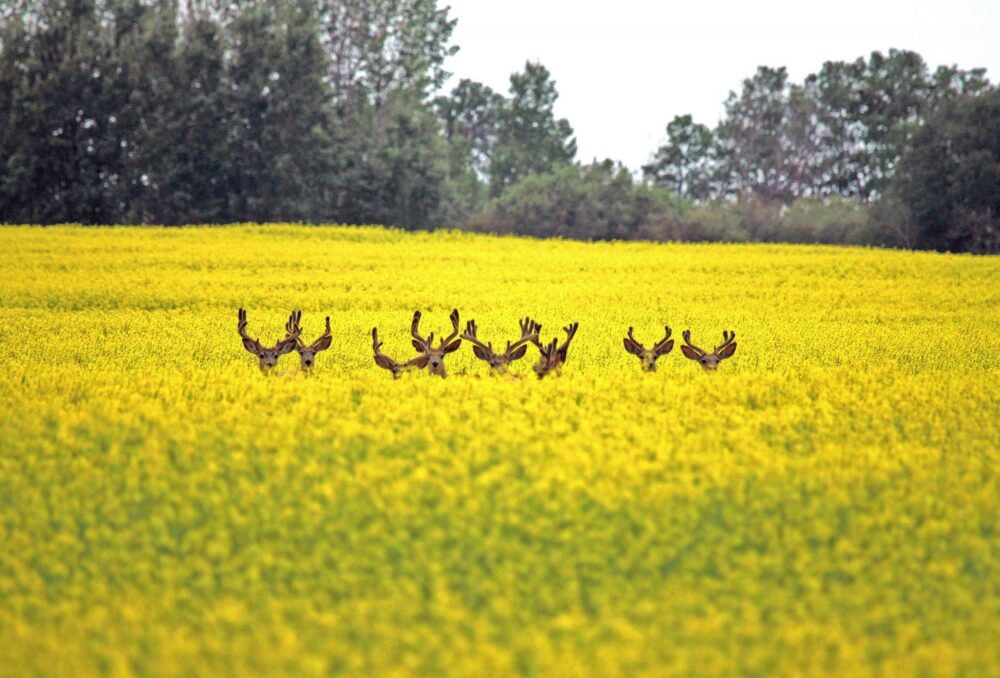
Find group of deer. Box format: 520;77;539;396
238;307;737;377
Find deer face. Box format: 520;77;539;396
410;309;462;378
531;322;579;379
372;327;426;379
238;308;299;372
286;311;332;370
462;317;538;375
253;345;293;370
623;326;674;372
680;330;737;371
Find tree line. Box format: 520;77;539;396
1;1;998;253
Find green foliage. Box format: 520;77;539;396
895;89;1000;253
474;162;689;241
334;91;449;230
778;196;876;245
0;0;457;228
319;0;458;106
1;3;998;253
642;115;717;200
489;62;577;196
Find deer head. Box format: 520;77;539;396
285;311;332;370
372;327;426;379
623;326;675;372
410;309;462;377
531;322;579;379
462;316;539;374
238;307;300;371
680;330;737;371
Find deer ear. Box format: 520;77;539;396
509;344;528;360
242;338;261;355
276;339;298;356
312;335;333;352
657;340;675;356
374;355;394;370
473;345;490;360
444;339;462;353
681;345;701;360
623;338;640;355
412;355;430;368
718;342;737;359
411;339;424;352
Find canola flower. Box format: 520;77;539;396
0;224;998;677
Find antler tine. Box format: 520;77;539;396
654;325;673;351
461;319;491;351
521;316;539;339
682;329;705;357
439;308;461;348
554;322;579;361
285;310;303;346
238;307;264;352
410;310;428;349
528;320;544;348
562;322;579;344
506;315;539;354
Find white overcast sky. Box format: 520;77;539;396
441;0;1000;172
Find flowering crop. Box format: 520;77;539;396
0;225;998;676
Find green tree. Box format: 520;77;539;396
490;61;576;196
479;161;685;241
332;90;447;229
319;0;457;108
642;114;717;200
220;0;335;222
716;66;802;203
895;89;1000;253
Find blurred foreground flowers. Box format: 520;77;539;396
0;225;998;676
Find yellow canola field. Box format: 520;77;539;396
0;224;998;677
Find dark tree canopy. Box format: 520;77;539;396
0;4;997;253
896;89;1000;253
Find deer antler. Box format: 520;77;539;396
439;309;461;349
557;322;579;360
682;330;706;357
529;322;545;349
411;310;430;352
507;316;540;355
285;310;304;348
238;308;265;354
308;316;333;352
462;319;495;359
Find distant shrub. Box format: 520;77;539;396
471;162;691;241
779;196;873;245
468;170;913;248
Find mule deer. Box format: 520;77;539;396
462;316;539;374
372;327;425;378
238;307;300;371
285;310;332;370
680;330;737;370
410;309;462;377
531;322;579;378
623;326;675;371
